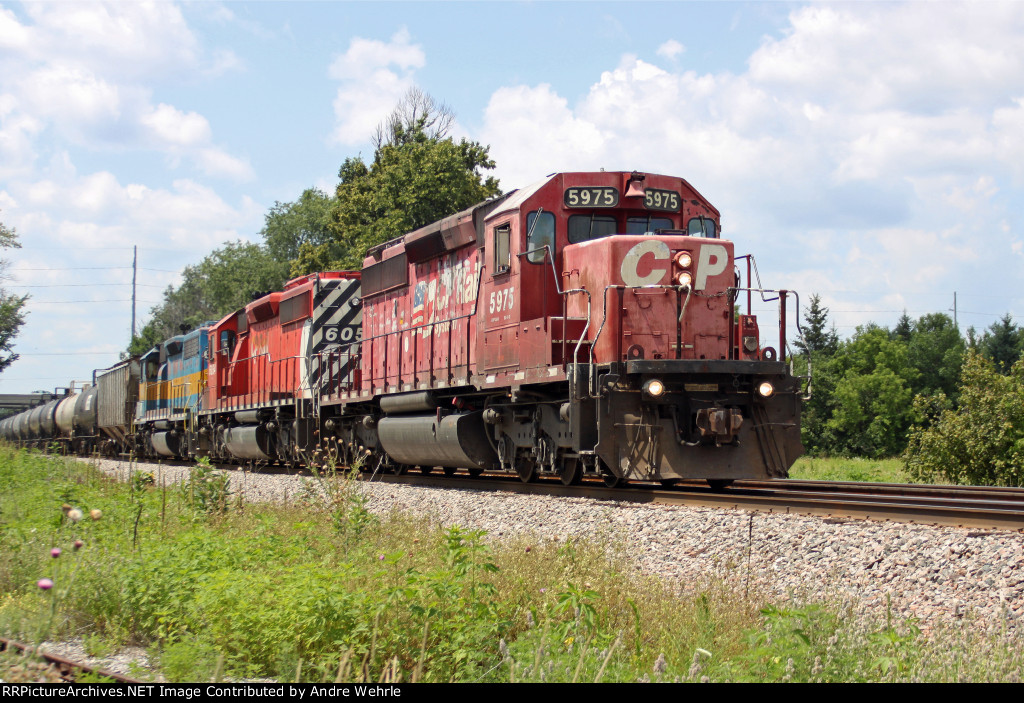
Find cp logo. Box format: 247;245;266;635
620;241;728;291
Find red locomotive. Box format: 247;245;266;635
204;169;803;487
5;169;804;488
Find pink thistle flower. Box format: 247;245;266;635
50;548;61;558
37;578;54;590
73;540;84;551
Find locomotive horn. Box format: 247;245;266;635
624;171;646;198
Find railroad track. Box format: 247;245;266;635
99;456;1024;531
0;636;145;683
363;470;1024;531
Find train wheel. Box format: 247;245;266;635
515;457;536;483
392;463;410;476
707;479;734;491
467;468;484;477
418;465;433;476
660;479;679;488
442;467;457;477
602;473;622;488
560;458;582;486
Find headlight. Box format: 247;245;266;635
674;251;692;268
643;379;666;397
757;381;774;398
675;271;693;287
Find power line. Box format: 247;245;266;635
14;266;178;273
27;299;161;304
11;283;164;288
15;352;122;356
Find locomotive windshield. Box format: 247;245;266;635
568;214;617;243
626;215;674;234
687;217;718;237
567;214;677;243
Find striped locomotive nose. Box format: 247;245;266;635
308;278;363;392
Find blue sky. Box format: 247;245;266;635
1;1;1023;394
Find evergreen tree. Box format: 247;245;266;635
979;313;1023;373
794;293;839;356
892;311;913;342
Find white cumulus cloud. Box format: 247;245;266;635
328;28;426;146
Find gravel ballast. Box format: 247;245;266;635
87;458;1024;634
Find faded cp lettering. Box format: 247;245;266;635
619;241;728;291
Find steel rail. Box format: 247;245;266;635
85;458;1024;531
0;636;146;683
364;472;1024;531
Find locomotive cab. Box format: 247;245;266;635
473;171;803;485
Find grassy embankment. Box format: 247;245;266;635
788;456;912;483
0;446;1019;682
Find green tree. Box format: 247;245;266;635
979;313;1023;373
891;311;913;342
261;188;336;264
906;312;965;399
824;326;918;458
130;241;289;355
905;351;1024;486
293;88;501;274
793;293;840;454
0;214;28;373
794;294;839;357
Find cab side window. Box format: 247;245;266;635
526;211;555;263
493;224;511;274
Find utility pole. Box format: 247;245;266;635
131;245;137;343
953;291;958;330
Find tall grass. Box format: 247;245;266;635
789;456;913;483
0;445;1020;682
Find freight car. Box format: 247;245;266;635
2;170;805;488
0;358;139;456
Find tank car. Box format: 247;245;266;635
313;170;804;486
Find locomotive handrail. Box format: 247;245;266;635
520;243;593;372
734;255;780;306
728;287;812;400
313;251;494;396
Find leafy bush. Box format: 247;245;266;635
905;351;1024;485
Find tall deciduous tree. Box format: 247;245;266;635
906;312;964;399
825;326;918;458
261;188;336;264
130;241;289;355
0;214;28;373
292;88;501;274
